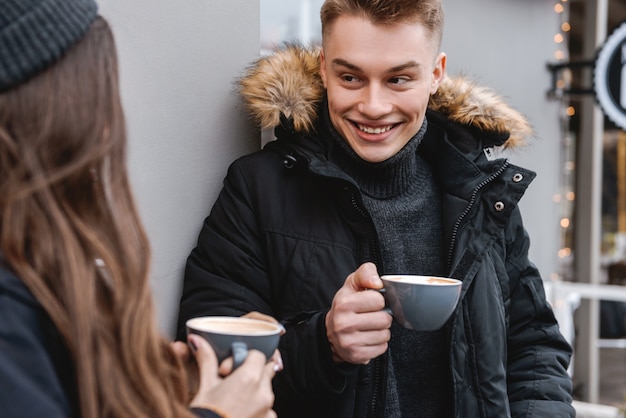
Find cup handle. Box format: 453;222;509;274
231;341;248;370
376;288;394;316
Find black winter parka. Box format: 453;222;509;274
176;46;574;418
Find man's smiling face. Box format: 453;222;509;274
320;14;446;163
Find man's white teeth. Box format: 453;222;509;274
358;124;392;134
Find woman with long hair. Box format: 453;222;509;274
0;0;279;417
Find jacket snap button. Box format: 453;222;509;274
512;173;523;182
494;201;505;211
283;155;297;168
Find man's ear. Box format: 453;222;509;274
430;52;446;95
319;49;328;88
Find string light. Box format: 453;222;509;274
553;0;574;276
558;248;572;258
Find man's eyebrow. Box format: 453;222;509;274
389;61;420;72
331;58;420;73
331;58;361;72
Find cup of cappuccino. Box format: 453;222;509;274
380;275;462;331
186;316;283;369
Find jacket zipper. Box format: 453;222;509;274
350;192;380;264
342;162;509;416
443;161;510;417
446;161;509;270
350;191;383;418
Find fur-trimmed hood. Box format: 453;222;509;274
238;45;532;149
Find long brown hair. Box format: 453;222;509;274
0;16;194;418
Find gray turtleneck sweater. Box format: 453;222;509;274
328;119;453;417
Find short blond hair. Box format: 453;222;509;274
320;0;444;49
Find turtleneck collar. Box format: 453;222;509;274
322;102;429;199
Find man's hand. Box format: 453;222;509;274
325;262;392;364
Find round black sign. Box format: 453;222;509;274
594;22;626;130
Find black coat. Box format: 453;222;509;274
0;264;79;418
0;263;221;418
177;47;574;418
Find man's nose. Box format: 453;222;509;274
357;84;393;118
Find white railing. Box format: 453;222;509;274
549;281;626;303
548;280;626;350
546;280;626;408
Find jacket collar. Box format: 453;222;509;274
238;45;533;150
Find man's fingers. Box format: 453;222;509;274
242;311;286;335
243;311;277;323
353;310;392;331
331;308;391;332
330;332;390;365
345;344;389;364
333;288;386;314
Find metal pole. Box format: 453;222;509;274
573;0;608;404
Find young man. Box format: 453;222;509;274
177;0;575;416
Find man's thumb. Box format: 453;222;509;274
350;262;383;291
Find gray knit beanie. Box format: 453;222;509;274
0;0;98;92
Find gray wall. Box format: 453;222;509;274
99;0;261;337
100;0;561;338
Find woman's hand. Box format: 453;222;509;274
186;334;279;418
170;311;284;417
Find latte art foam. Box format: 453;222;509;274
187;317;281;335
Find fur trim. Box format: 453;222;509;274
238;45;324;133
429;77;532;149
238;45;532;148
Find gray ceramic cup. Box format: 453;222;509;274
380;275;462;331
186;316;282;369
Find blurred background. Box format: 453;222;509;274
100;0;626;414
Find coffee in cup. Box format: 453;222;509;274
186;316;283;369
380;275;462;331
